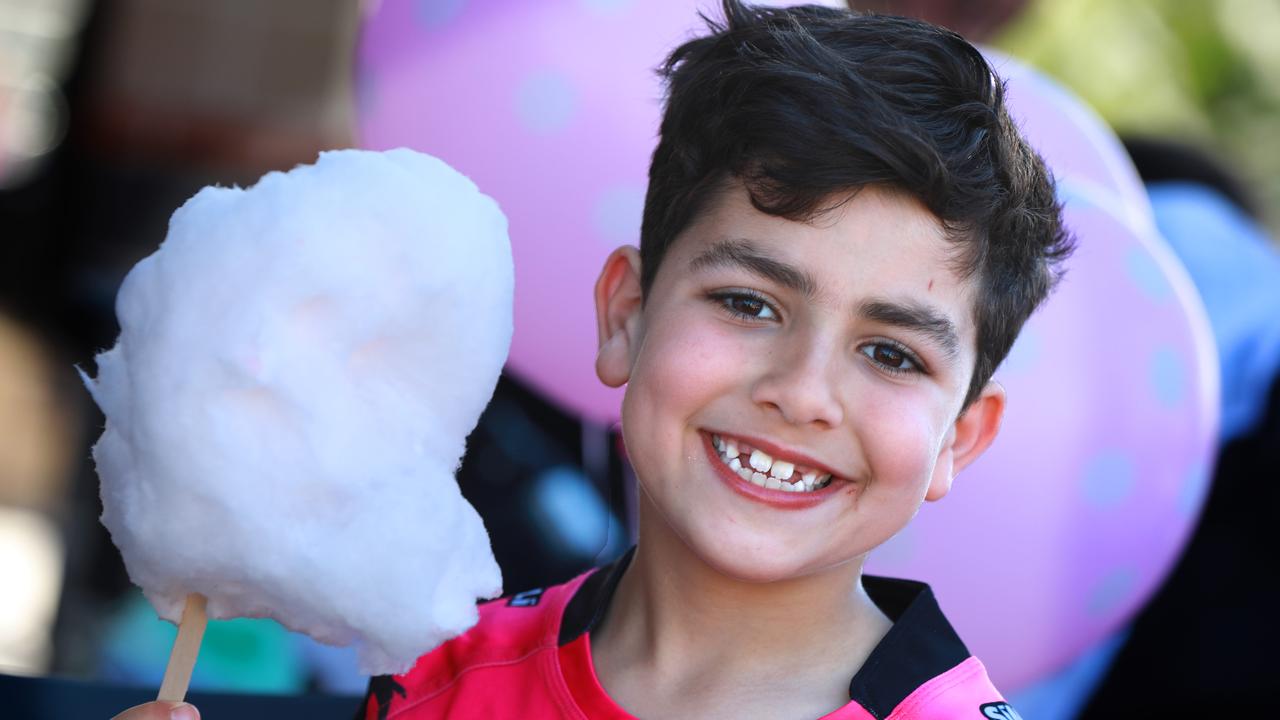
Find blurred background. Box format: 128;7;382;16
1;0;1277;717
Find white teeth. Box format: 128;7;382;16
749;449;772;473
770;460;794;480
714;437;839;493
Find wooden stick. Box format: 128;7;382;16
157;593;208;703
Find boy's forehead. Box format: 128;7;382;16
682;182;950;257
679;184;970;290
664;183;981;352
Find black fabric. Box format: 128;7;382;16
849;576;972;719
0;672;358;720
558;546;635;645
354;675;404;720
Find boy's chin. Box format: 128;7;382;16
711;560;812;585
682;531;856;585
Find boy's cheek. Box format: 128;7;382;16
855;390;951;486
635;321;744;397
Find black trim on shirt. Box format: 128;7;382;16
558;547;635;645
848;576;972;719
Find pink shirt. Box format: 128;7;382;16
359;552;1017;720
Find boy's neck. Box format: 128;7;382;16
589;500;892;717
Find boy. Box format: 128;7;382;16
119;2;1067;719
357;2;1068;718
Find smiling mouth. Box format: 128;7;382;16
710;434;835;493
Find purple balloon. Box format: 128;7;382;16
356;0;1218;692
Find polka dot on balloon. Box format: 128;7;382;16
516;70;577;135
1055;176;1114;214
581;0;635;14
1086;567;1136;617
1126;246;1170;302
592;184;646;246
417;0;467;28
1081;450;1135;508
1150;346;1185;408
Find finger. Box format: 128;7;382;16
111;701;201;720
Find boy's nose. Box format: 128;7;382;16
749;339;845;429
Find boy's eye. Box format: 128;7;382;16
712;291;778;321
729;296;772;318
860;342;921;374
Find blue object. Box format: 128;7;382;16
530;465;629;562
1148;181;1280;442
100;591;306;694
1009;629;1129;719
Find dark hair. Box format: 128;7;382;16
639;0;1073;408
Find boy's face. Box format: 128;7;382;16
595;182;1004;583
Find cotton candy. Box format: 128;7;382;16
81;148;509;675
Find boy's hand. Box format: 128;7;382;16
111;701;200;720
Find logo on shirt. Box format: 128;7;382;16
979;702;1024;720
508;588;544;607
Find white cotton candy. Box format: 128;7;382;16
81;148;509;675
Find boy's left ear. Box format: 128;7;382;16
925;381;1006;502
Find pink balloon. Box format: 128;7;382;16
356;0;1218;692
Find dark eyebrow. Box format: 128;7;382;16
688;239;817;297
858;298;961;360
